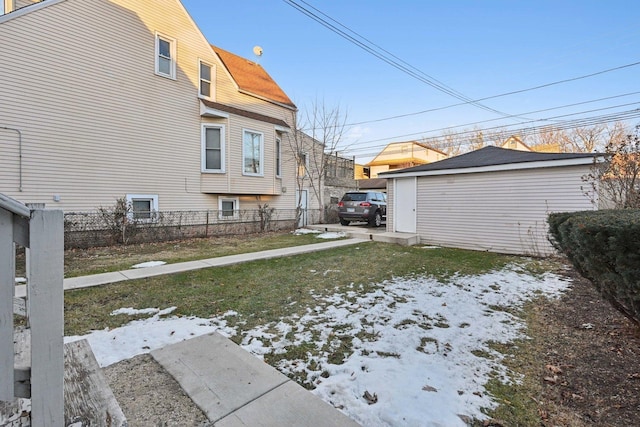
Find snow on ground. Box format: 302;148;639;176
293;228;346;239
131;260;166;268
64;264;571;426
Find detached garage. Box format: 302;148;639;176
380;146;601;256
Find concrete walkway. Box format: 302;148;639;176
152;332;360;426
14;236;370;426
14;237;369;298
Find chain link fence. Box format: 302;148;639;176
63;208;333;249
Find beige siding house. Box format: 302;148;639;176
381;146;601;256
366;141;447;178
0;0;298;216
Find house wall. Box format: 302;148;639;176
409;165;596;256
0;0;296;212
368;143;447;178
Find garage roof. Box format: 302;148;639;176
380;146;601;178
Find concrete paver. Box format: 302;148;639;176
152;332;360;427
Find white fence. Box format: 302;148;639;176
1;194;64;425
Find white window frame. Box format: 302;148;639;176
126;194;158;223
218;197;239;219
155;32;176;79
275;137;282;178
242;129;264;176
201;124;225;173
199;60;214;99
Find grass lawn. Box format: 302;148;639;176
62;232;566;426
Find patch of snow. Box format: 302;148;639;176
110;306;176;316
15;277;27;283
293;228;321;235
316;232;346;239
131;260;166;268
66;266;571;425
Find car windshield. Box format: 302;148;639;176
343;193;367;202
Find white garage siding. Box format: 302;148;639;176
414;165;596;256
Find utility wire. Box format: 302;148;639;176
344;92;640;151
343;105;640;156
283;0;523;120
346;61;640;127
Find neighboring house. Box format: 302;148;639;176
292;131;355;225
380;146;601;256
365;141;448;178
500;135;531;151
0;0;298;219
500;135;562;153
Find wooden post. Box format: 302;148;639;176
27;209;64;426
0;208;14;401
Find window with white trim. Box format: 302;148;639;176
155;33;176;79
199;60;213;98
275;137;282;178
219;197;239;219
126;194;158;222
202;125;225;172
243;129;264;176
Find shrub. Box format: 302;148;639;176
548;209;640;327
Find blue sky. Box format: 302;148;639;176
181;0;640;162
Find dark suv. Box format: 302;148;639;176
337;191;387;227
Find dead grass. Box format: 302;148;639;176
59;232;640;426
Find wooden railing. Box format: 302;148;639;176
1;193;64;426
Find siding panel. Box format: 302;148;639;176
414;165;596;256
0;0;296;213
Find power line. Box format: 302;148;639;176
344;92;640;151
283;0;523;120
342;106;640;157
345;61;640;127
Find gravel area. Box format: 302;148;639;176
102;354;211;426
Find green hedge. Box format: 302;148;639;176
548;210;640;327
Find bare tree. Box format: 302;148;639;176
561;125;605;153
427;129;465;157
583;123;640;209
468;127;486;151
284;99;348;224
530;126;569;152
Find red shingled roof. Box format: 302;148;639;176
212;45;296;109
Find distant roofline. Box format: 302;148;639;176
380;146;602;178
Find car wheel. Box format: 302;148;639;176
369;211;382;227
339;218;350;226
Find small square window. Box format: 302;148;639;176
126;194;158;222
219;197;239;219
